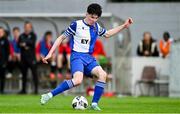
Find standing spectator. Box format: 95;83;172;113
0;27;10;94
11;27;21;62
7;27;21;77
159;32;173;58
57;33;71;79
137;32;159;57
36;31;56;82
18;22;38;94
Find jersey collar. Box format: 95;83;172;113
82;19;95;27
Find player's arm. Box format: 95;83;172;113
42;35;66;64
104;17;133;38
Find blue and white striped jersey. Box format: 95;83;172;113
63;20;106;54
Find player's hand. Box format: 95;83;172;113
124;17;133;28
41;54;51;64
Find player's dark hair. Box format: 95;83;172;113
13;27;20;32
87;3;102;17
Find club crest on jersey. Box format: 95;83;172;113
81;39;89;44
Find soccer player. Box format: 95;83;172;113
40;3;133;110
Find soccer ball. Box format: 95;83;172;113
72;96;88;110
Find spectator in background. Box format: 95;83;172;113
18;21;38;94
159;32;173;58
11;27;21;62
93;39;108;67
0;27;10;94
57;31;71;79
137;32;159;57
36;31;56;81
7;27;21;78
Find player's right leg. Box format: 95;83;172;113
40;58;84;105
40;72;83;105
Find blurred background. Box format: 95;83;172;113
0;0;180;98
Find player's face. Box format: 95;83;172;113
86;13;99;25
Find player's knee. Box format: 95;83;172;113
73;77;83;86
98;71;107;81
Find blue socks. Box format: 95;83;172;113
51;79;106;104
51;80;74;96
92;81;106;104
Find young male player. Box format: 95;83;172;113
41;3;133;110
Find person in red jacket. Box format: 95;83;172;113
36;31;56;81
57;33;71;79
7;27;21;78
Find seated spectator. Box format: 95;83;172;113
137;32;159;57
0;27;10;94
36;31;56;80
159;32;173;58
7;27;21;78
57;32;71;79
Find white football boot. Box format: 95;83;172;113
40;92;53;105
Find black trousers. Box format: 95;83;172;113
7;61;22;74
0;66;6;94
20;60;38;94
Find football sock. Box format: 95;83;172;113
92;81;106;104
51;80;74;96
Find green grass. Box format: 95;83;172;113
0;95;180;113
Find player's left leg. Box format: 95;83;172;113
90;66;107;110
85;59;107;110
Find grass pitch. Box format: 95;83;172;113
0;95;180;113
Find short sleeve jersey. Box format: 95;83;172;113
63;20;106;54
